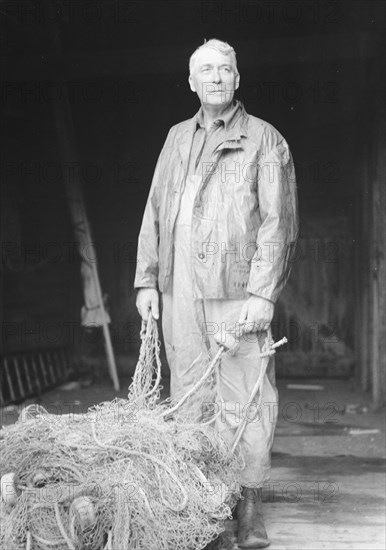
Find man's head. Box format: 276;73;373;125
188;39;240;108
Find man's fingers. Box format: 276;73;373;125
136;289;159;322
244;319;257;333
136;298;148;322
238;295;274;333
257;320;271;332
139;305;149;323
244;318;270;333
151;297;159;320
244;308;259;332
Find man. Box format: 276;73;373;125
135;39;298;548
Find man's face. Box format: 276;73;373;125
189;48;240;108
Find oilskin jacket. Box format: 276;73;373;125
134;101;298;303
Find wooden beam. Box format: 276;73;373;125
371;109;386;409
46;10;120;391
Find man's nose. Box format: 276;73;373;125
212;68;221;83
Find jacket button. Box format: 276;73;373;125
198;253;205;259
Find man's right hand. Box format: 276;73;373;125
136;288;159;322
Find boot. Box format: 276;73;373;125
236;487;270;548
204;531;235;550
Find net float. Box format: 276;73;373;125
1;472;18;506
69;496;96;531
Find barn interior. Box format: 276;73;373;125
0;1;385;547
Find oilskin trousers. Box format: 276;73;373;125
161;176;278;487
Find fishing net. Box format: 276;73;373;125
0;318;245;550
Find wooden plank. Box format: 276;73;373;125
360;139;371;392
371;108;386;409
46;351;56;384
22;356;34;395
1;348;74;405
38;352;49;388
3;360;16;402
59;348;71;378
30;355;42;394
12;357;25;399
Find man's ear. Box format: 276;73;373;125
188;75;196;92
235;72;240;91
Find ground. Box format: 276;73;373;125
1;373;385;550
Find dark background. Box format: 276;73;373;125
1;1;385;405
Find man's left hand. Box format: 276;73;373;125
238;295;274;333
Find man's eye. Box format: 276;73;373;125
222;67;231;73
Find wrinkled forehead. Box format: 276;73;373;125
193;47;237;71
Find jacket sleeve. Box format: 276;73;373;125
246;126;299;303
134;128;173;290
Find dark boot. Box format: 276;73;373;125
204;531;235;550
236;487;270;548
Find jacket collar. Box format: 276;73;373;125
195;99;241;132
177;100;249;165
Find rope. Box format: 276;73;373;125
53;502;75;550
229;329;287;454
162;347;223;419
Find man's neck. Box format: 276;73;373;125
200;101;234;130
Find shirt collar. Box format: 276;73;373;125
195;99;242;132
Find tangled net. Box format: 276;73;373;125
0;318;244;550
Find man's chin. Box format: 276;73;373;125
202;95;234;107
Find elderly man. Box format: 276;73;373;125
135;39;298;548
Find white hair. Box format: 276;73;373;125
189;39;238;75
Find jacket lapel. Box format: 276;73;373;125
176;104;249;190
201;111;249;187
210;108;249;156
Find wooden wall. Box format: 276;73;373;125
356;54;386;408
